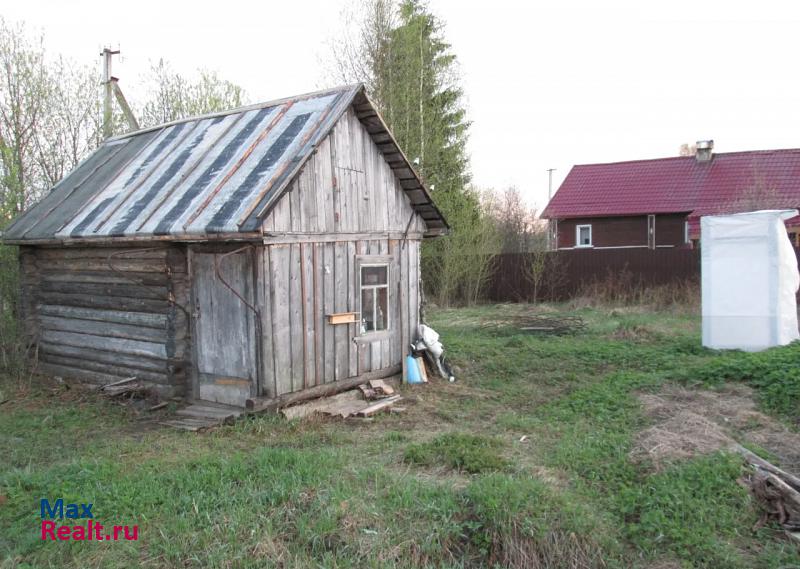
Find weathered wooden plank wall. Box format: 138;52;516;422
261;107;427;237
19;245;190;397
257;106;426;398
190;249;258;405
258;237;419;398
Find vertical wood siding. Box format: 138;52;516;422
257;106;427;397
259;237;420;397
261;107;427;236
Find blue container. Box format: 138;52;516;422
406;355;423;384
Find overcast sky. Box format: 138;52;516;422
5;1;800;211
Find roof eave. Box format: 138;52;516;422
348;88;449;233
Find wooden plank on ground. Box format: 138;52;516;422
368;378;395;395
356;395;403;417
320;399;371;418
281;389;364;420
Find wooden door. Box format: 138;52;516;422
191;250;257;406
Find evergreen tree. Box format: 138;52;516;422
329;0;498;305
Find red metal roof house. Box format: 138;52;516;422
542;141;800;250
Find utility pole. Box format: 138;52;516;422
547;168;556;201
101;47;139;139
546;168;556;250
101;48;119;139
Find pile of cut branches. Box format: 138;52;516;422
734;444;800;538
481;313;586;336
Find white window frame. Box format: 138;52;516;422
357;255;391;336
575;224;593;248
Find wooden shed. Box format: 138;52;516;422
3;84;447;408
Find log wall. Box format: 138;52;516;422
19;245;190;398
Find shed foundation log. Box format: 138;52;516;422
246;365;401;413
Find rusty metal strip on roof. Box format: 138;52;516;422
2;83;448;243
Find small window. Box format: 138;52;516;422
684;221;690;244
575;224;592;247
360;263;389;333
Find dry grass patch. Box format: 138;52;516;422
633;384;800;471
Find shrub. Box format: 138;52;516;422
0;244;30;387
571;269;700;311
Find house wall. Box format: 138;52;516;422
19;245;190;398
556;214;688;249
262;107;427;236
257;107;426;398
257;238;418;398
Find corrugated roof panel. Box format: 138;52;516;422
89;121;206;237
142;108;275;236
184;94;338;234
7;133;161;241
4;143;123;239
55;124;194;238
104;117;226;236
3;84;448;242
105;113;242;237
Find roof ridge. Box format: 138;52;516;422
572;146;800;169
106;83;364;143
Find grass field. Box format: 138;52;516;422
2;304;800;568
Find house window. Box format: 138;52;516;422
575;224;592;247
360;262;389;333
684;221;690;244
647;215;655;249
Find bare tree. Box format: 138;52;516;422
0;19;103;216
33;57;102;189
424;187;500;306
138;60;246;127
486;187;567;302
0;17;49;215
724;171;790;214
489;186;538;253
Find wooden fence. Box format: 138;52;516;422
485;248;701;302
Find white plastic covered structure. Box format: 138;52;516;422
701;209;800;351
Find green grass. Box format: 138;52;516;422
670;341;800;422
2;304;799;568
404;433;508;474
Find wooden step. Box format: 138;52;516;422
161;402;243;431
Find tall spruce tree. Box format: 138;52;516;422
329;0;498;305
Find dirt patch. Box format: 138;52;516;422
633;384;800;471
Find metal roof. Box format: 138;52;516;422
542;148;800;224
4;84;447;243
